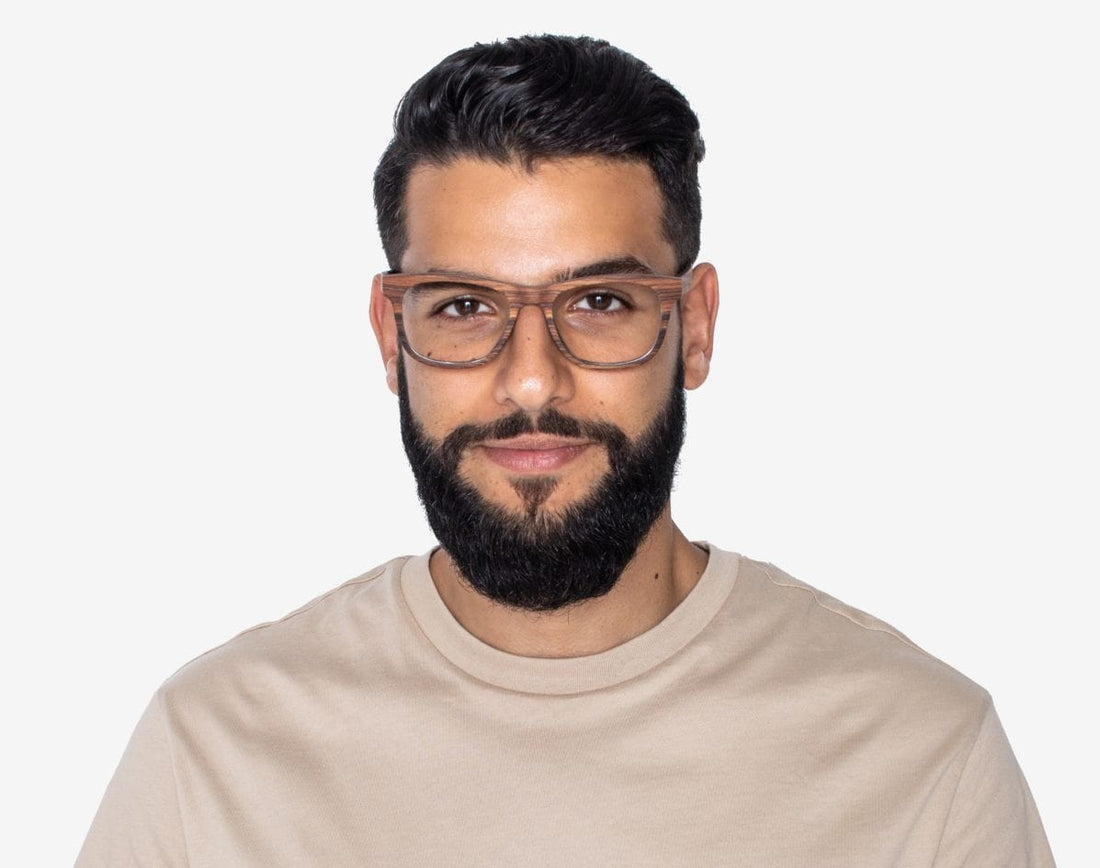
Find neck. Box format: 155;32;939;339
428;506;708;658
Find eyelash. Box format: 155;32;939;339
426;287;638;319
570;292;632;313
435;296;495;317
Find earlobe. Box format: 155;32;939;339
369;275;402;397
680;262;720;391
383;354;399;396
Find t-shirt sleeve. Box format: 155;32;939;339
934;700;1055;867
76;691;189;867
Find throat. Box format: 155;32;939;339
428;520;708;658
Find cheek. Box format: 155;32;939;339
587;362;678;439
403;361;489;435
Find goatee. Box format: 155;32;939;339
397;357;687;611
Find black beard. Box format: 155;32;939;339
397;357;687;612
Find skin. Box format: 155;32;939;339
370;155;720;657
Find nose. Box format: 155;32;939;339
492;304;575;414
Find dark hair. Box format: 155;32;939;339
373;35;705;273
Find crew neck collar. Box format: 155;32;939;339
399;545;740;695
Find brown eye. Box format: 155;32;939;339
439;297;488;317
574;292;626;312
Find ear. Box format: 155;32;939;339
679;262;720;390
369;274;401;396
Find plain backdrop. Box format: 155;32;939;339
1;1;1095;864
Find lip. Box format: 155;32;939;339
476;436;592;473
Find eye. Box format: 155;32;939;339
572;291;629;313
436;296;491;318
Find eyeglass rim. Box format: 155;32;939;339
376;271;689;369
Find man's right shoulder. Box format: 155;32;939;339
161;556;412;701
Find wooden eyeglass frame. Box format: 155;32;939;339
378;272;689;369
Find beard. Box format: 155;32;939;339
397;356;687;612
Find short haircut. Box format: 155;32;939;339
373;34;706;274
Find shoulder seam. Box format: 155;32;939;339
757;562;926;656
154;688;193;867
930;694;995;862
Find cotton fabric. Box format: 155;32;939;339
77;547;1054;866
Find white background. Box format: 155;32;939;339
1;1;1095;864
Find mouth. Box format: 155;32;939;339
475;435;593;473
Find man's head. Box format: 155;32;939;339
369;36;719;611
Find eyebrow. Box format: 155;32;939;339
423;256;655;285
553;257;654;282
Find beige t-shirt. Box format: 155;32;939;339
77;548;1054;866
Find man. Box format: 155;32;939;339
78;35;1053;866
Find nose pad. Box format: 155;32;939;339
493;304;573;412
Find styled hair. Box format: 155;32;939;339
373;35;705;273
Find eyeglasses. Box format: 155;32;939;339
378;272;687;369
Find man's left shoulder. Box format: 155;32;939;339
728;554;990;712
740;556;925;647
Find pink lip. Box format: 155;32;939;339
477;436;591;473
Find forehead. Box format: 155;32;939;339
400;156;676;283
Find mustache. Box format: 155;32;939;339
439;408;629;467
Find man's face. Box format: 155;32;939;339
372;156;712;608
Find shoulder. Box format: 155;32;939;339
723;553;990;716
736;555;926;649
160;556;412;705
